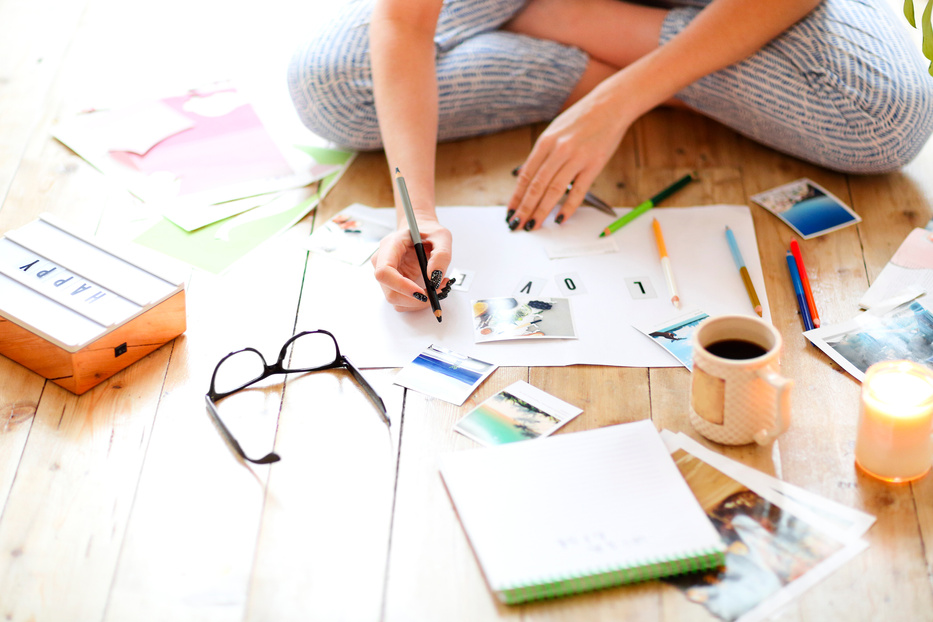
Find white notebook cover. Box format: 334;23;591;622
440;420;726;604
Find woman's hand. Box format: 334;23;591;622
371;220;453;312
507;88;631;231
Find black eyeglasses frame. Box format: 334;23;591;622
204;329;388;464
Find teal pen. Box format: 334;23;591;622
725;226;763;317
786;251;814;331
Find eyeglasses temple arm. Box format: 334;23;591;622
204;395;281;464
342;358;390;427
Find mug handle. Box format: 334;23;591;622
753;370;794;445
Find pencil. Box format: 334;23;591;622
789;239;820;328
652;218;681;308
395;168;442;322
600;172;696;237
725;226;762;317
786;251;814;331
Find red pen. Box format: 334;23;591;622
790;239;820;328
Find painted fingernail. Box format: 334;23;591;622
523;219;536;231
413;292;428;302
437;279;454;300
506;209;515;222
555;213;565;225
431;270;443;288
509;217;520;231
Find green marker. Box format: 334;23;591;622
599;172;696;237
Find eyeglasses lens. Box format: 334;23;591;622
282;331;339;371
214;349;267;395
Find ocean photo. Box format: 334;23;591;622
454;381;582;446
781;194;858;238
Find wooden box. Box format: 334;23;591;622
0;214;187;394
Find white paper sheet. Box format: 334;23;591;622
860;228;933;309
304;205;770;368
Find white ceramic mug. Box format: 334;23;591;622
689;315;793;445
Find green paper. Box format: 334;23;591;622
133;170;341;274
296;144;354;167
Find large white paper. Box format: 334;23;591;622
305;205;770;368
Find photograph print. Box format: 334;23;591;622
471;296;576;343
806;300;933;381
666;449;844;622
454;381;582;446
635;308;710;370
393;344;497;406
306;204;393;265
751;178;860;239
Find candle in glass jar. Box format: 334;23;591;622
855;360;933;483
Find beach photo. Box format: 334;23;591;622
454;381;582;446
751;178;860;239
393;344;497;405
636;308;710;369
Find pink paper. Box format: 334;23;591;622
890;228;933;269
109;87;294;196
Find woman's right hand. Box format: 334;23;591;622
371;220;453;312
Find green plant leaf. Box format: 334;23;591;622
906;0;917;27
923;0;933;61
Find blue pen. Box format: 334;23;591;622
786;251;814;331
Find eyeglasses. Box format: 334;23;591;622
205;329;388;464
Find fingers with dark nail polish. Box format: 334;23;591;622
506;209;515;222
555;213;565;225
523;219;536;231
430;270;443;288
509;217;520;231
413;292;428;302
437;278;454;300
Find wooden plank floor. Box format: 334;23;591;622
2;0;932;620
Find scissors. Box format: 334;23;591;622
510;166;615;216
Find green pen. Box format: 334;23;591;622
599;172;696;237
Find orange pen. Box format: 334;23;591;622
652;218;681;309
790;239;820;328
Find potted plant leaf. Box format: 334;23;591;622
904;0;933;74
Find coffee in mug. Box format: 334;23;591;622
689;315;793;445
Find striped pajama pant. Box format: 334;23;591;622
287;0;933;174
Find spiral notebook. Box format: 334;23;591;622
439;420;726;604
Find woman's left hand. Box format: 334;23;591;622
507;90;631;231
